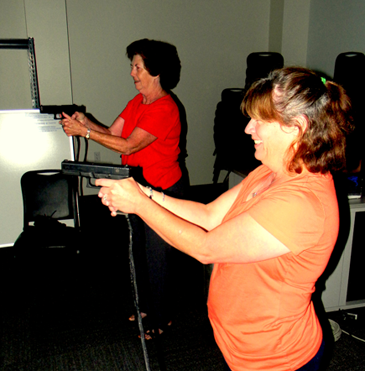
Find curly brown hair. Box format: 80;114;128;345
241;67;354;174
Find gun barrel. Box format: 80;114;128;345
61;160;130;180
41;105;86;119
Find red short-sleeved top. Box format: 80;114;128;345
120;93;182;189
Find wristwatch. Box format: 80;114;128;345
85;128;91;139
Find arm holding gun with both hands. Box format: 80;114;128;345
95;178;290;265
60;111;156;155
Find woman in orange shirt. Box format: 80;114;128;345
96;67;353;370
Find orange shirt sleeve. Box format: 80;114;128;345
247;187;325;255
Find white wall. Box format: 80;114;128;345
65;0;271;183
0;1;73;107
307;0;365;77
1;0;274;185
3;0;363;185
24;0;73;105
281;0;311;66
268;0;311;66
0;0;31;109
269;0;284;52
0;0;27;38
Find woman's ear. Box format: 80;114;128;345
289;115;308;153
296;115;308;136
153;74;161;85
283;115;307;138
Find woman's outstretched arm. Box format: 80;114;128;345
96;178;290;264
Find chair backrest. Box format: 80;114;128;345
212;52;284;182
213;88;260;175
244;52;284;90
20;170;79;229
333;52;365;172
334;52;365;102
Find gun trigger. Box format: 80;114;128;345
86;178;100;189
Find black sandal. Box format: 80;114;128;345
141;320;172;340
128;312;147;322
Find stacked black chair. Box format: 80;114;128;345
213;52;284;183
244;52;284;90
333;52;365;173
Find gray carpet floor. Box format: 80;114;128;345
0;246;224;371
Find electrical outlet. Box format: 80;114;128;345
346;312;358;320
94;152;101;162
342;311;358;321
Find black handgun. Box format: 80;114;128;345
41;105;86;120
61;160;131;188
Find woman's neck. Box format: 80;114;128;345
141;87;167;104
269;164;310;185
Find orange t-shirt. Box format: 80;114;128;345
207;165;339;371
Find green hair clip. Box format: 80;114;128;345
321;77;326;84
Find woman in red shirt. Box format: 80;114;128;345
61;38;188;338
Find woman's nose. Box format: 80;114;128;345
245;119;255;134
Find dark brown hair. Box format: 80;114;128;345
126;38;181;90
241;67;354;174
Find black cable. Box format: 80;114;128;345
75;135;157;369
72;136;84;197
83;137;89;162
125;214;151;371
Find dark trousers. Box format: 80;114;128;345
129;176;186;329
296;339;325;371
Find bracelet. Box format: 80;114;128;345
146;186;153;199
146;187;166;202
